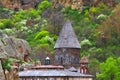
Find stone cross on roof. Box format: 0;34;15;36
54;20;81;48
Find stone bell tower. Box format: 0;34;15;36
54;20;81;68
80;56;89;74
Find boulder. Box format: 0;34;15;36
1;36;31;59
2;37;18;58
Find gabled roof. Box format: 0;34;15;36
54;20;81;48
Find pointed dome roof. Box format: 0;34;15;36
54;20;81;48
80;56;89;64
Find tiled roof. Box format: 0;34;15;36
54;20;81;48
68;67;77;72
19;70;93;78
31;65;64;70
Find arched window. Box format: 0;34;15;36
61;57;63;64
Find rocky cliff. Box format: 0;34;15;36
0;34;31;60
0;34;31;80
0;61;5;80
0;0;116;10
0;0;39;9
52;0;83;10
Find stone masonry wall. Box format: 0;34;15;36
54;48;80;68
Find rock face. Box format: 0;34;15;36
0;40;8;59
1;36;31;60
0;0;39;9
52;0;83;11
0;34;31;80
0;61;5;80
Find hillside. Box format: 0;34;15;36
97;3;120;39
0;0;120;80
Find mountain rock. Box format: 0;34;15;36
0;61;5;80
0;34;31;60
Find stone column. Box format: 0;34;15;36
0;60;5;80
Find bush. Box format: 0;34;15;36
27;8;40;18
1;59;12;71
0;22;5;29
34;30;49;40
3;19;13;28
38;1;52;11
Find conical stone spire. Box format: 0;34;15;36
54;20;80;48
54;20;80;68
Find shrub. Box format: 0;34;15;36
38;1;52;11
34;30;49;40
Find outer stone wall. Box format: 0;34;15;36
54;48;80;68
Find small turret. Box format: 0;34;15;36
80;56;89;74
45;56;50;65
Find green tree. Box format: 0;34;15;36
38;0;52;11
27;8;40;18
97;57;120;80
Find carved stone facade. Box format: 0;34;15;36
54;48;80;68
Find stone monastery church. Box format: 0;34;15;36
0;19;93;80
18;20;93;80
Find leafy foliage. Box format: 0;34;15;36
34;30;49;40
0;1;120;80
97;57;120;80
38;0;52;11
1;59;11;70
